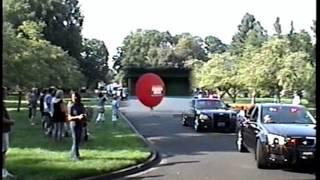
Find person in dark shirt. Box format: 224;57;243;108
39;89;47;129
67;92;87;161
52;90;67;141
2;87;15;178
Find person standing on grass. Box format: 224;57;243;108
52;90;67;141
43;87;54;135
68;92;87;161
2;87;16;178
39;89;47;128
27;88;38;125
95;92;107;123
111;95;120;127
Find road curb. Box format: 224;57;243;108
79;110;161;180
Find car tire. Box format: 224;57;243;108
256;139;269;169
237;130;248;152
182;115;188;126
194;118;201;132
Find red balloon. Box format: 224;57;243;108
135;73;165;109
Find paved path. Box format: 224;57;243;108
119;98;315;180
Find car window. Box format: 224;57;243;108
195;99;226;109
250;107;258;122
246;105;256;118
261;106;315;124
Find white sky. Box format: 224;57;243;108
79;0;316;59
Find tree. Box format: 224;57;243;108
277;52;313;92
310;20;316;38
286;26;314;66
4;0;84;59
119;29;173;68
174;34;208;64
196;53;243;102
3;21;84;89
80;38;110;88
273;17;282;35
239;36;313;103
229;13;268;54
204;35;228;54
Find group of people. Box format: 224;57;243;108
193;88;219;99
26;87;89;143
95;92;120;126
19;87;94;162
26;87;120;158
2;87;95;178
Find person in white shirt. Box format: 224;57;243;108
292;92;301;105
111;95;120;127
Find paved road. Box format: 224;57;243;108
119;98;315;180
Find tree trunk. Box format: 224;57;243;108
216;88;226;99
220;92;226;99
274;88;281;103
276;91;281;103
226;90;237;103
251;90;256;104
232;95;236;103
17;91;22;112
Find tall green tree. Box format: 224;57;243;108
273;17;282;35
229;13;268;54
197;53;243;102
117;29;175;68
4;0;84;59
174;34;208;64
80;38;110;88
3;21;84;89
204;35;228;54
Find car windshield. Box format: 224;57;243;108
261;106;315;124
195;99;226;109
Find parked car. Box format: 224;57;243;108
181;98;237;132
236;103;316;169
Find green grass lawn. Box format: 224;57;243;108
6;102;150;180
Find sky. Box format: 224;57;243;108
78;0;316;59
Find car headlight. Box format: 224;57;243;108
267;134;286;145
199;114;209;120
